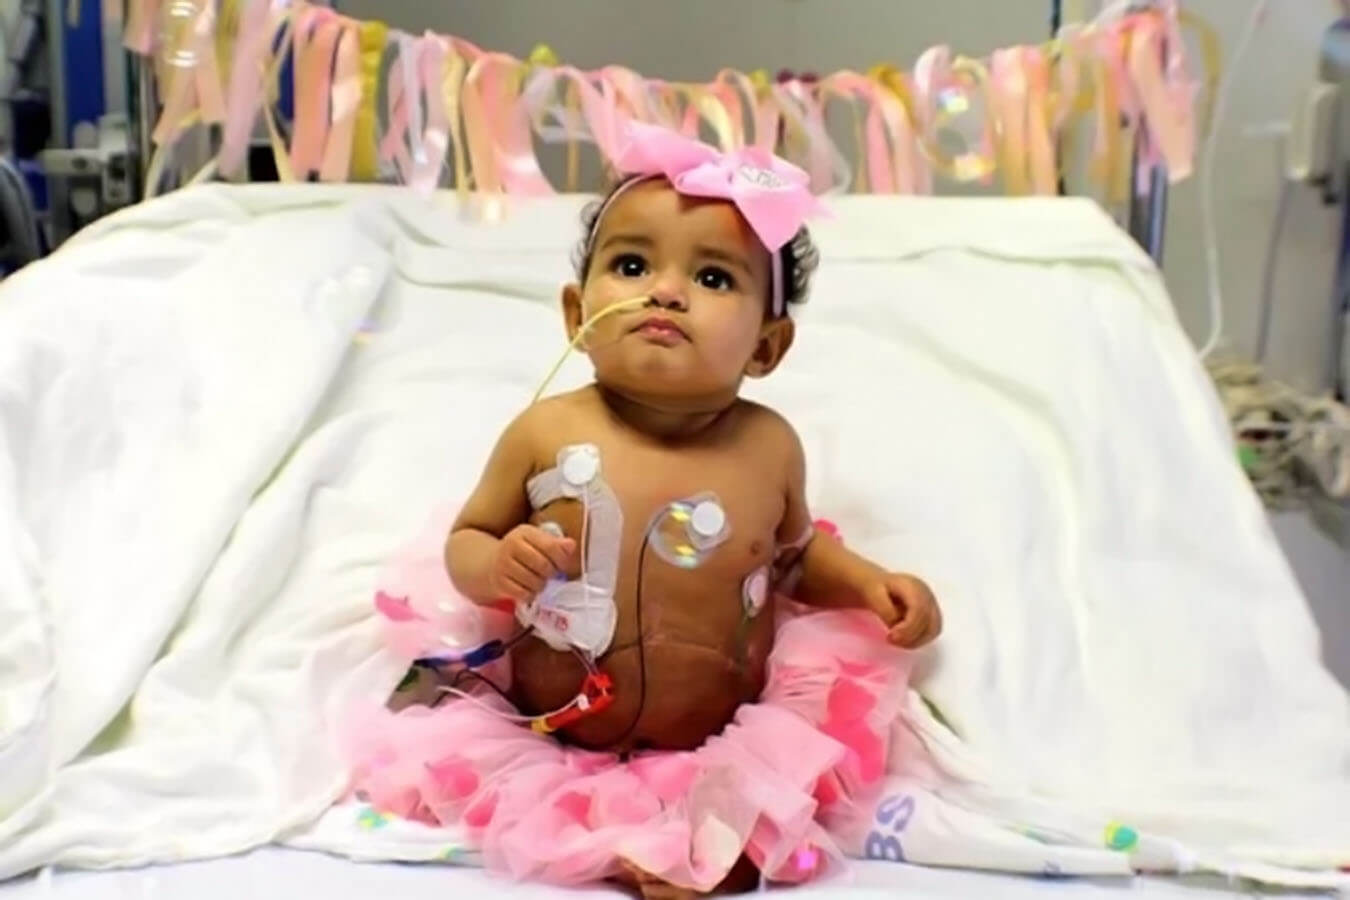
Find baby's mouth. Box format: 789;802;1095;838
631;316;689;344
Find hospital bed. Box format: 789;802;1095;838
0;183;1348;898
0;848;1276;899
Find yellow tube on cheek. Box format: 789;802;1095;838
531;296;649;405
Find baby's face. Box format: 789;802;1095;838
564;181;787;409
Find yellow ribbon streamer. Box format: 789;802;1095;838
350;18;388;182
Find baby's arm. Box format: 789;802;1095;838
447;410;575;606
776;420;942;648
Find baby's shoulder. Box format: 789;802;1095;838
505;388;603;454
513;388;596;428
731;400;802;455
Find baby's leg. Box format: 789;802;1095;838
613;863;697;900
613;856;760;899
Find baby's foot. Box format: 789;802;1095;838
616;861;700;900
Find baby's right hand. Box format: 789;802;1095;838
492;524;577;604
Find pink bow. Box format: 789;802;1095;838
611;121;827;253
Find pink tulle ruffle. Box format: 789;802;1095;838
345;609;909;892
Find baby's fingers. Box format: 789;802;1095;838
886;609;931;648
506;541;550;580
528;533;576;573
495;573;535;605
918;601;943;645
886;598;941;649
502;559;547;596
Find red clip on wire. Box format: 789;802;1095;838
532;672;614;734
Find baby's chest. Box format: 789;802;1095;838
530;441;785;579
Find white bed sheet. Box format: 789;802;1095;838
0;849;1268;900
2;183;1348;897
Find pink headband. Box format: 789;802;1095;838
585;121;827;317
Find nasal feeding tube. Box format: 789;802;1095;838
531;295;649;404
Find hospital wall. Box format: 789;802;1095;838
337;0;1350;682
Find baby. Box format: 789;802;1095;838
350;124;940;899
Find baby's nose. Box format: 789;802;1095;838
647;275;688;311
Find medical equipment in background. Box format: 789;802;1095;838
1276;3;1350;399
0;0;47;270
1196;3;1350;523
1209;0;1350;522
36;0;141;247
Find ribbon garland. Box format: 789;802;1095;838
126;0;1215;200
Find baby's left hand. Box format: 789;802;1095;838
862;573;942;648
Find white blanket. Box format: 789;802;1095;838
0;185;1346;890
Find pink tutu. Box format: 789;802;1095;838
344;510;911;892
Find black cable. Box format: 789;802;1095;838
502;625;534;653
604;533;651;748
422;627;535;708
436;667;514;709
413;625;533;671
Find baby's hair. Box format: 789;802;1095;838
571;174;820;316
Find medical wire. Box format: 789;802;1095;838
1197;0;1270;359
580;486;592;635
415;625;534;668
447;667;514;705
437;683;582;722
531;296;649;404
604;533;652;749
1256;140;1294;365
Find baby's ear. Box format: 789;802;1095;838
745;316;795;379
561;283;584;343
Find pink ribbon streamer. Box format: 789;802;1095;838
1023;47;1057;195
990;48;1030;194
319;23;360;183
289;6;340;179
710;69;755;149
1129;15;1195;182
218;0;276;177
523;65;622;161
151;0;226;147
458;49;552;195
381;33;447;192
821;71;894;194
410;34;450;194
123;0;157;54
771;80;842;193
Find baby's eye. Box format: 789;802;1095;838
696;266;736;292
611;253;649;279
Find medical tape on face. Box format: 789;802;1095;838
520;444;621;657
